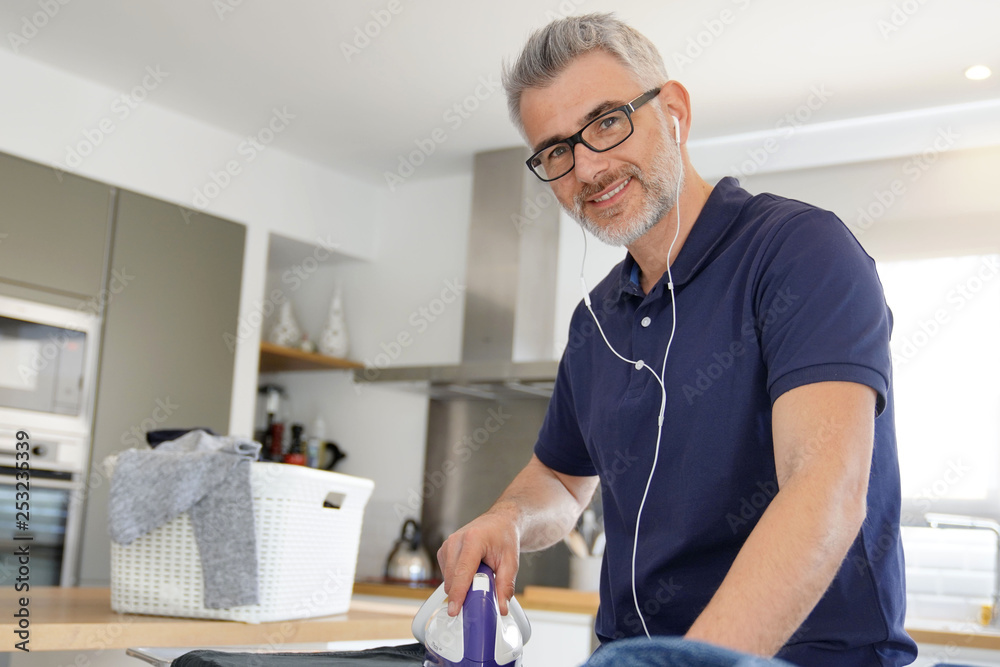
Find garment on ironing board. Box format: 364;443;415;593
171;643;425;667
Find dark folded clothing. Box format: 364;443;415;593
172;643;426;667
146;428;217;448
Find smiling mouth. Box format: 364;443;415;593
591;177;631;203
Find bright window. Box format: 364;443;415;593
877;254;1000;520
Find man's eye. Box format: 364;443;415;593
599;116;620;131
546;145;568;161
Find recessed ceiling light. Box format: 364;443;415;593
965;65;992;81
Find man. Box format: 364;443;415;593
437;13;917;666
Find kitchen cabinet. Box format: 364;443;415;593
78;191;246;585
259;340;363;373
0;151;112;299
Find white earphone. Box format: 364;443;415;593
669;113;681;144
577;102;685;638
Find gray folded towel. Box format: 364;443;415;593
108;430;262;609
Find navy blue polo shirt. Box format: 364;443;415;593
535;178;917;666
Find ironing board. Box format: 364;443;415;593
126;643;424;666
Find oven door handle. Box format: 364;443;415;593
0;475;79;491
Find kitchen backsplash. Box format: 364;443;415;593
902;525;998;622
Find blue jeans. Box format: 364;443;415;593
583;637;797;667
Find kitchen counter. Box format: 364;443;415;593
905;617;1000;652
0;587;415;652
9;586;997;655
354;582;1000;652
353;581;601;615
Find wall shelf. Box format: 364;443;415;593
259;341;364;373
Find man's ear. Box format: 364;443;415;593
658;81;691;144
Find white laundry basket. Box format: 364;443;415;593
110;462;374;623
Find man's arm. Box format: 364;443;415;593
684;380;875;656
437;454;599;615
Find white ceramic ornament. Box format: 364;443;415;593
319;286;349;358
269;301;302;347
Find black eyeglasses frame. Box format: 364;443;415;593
525;87;662;182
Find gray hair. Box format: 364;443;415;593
502;13;669;136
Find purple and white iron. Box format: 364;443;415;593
412;563;531;667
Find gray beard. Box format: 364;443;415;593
567;123;684;247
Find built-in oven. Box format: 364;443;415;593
0;294;98;586
0;426;86;586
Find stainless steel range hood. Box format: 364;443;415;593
355;146;562;398
360;147;574;588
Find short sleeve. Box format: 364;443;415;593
754;209;892;414
534;319;599;477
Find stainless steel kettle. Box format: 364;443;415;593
385;518;434;583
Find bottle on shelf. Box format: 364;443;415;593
284;423;306;466
257;384;286;461
306;416;325;468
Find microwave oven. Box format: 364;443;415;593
0;294;99;437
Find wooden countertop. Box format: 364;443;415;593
7;586;999;653
0;588;415;652
353;581;601;616
905;619;1000;652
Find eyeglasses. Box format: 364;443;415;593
525;88;661;182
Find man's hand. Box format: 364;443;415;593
437;504;521;616
436;455;599;617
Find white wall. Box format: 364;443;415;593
738;143;1000;261
258;173;473;578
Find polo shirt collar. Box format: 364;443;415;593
616;177;751;298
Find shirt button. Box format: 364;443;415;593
641;317;652;328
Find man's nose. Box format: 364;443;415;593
572;143;609;183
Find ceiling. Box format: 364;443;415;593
2;0;998;185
